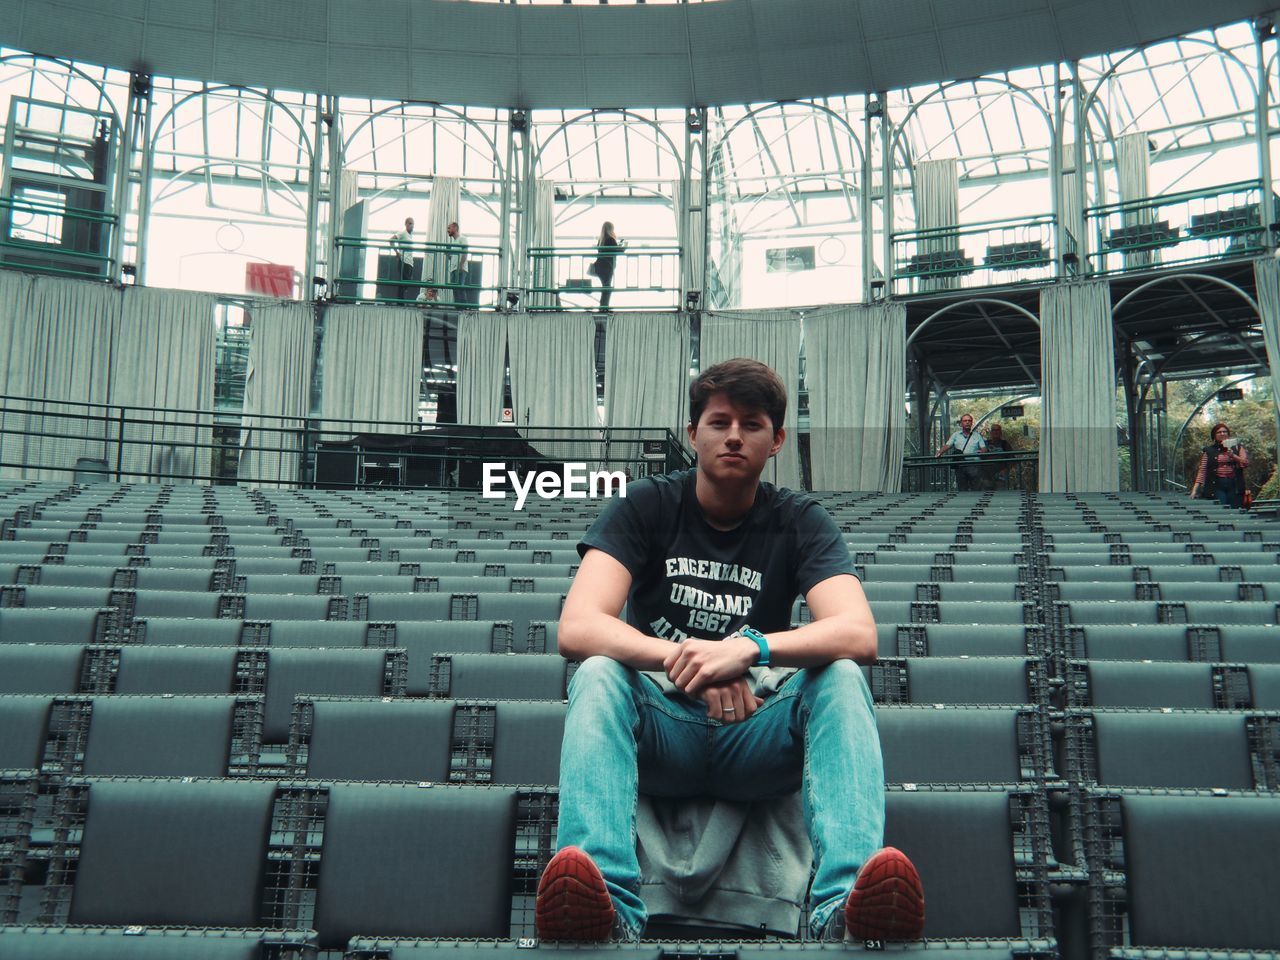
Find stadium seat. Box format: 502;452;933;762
491;700;568;786
0;645;86;694
260;647;408;745
105;645;244;695
0;694;54;769
877;705;1046;785
871;658;1039;705
0;608;110;645
0;927;315;958
1064;661;1218;709
290;696;455;781
431;653;570;701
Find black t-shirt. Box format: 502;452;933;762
578;468;855;642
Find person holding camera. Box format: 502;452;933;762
1190;421;1248;508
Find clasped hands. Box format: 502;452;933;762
662;635;763;724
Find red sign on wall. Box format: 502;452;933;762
245;263;296;298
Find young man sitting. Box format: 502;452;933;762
534;358;925;942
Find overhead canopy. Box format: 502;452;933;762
0;0;1272;108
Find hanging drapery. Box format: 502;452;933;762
238;301;315;487
319;304;421;438
456;311;509;426
1116;132;1154;268
673;177;705;304
1060;141;1084;270
0;270;36;479
604;312;692;471
508;312;599;463
1252;257;1280;437
112;286;217;483
699;311;802;489
1039;280;1118;492
425;175;462;292
0;276;119;481
526;180;557;309
803;303;907;492
913;158;961;291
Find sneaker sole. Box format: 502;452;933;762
844;847;925;941
535;847;616;942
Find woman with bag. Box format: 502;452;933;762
1189;422;1248;508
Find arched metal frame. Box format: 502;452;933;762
705;101;866;307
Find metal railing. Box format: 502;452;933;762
901;450;1040;492
1085;179;1275;275
527;244;681;311
332;235;501;308
890;215;1058;296
0;195;117;280
0;392;693;491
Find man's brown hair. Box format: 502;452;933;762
689;358;787;434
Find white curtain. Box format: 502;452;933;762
457;311;509;425
112;286;217;483
526;180;556;309
238;301;315;487
1060;141;1084;268
1;277;119;481
914;158;961;290
1252;258;1280;438
0;270;36;478
319;304;421;437
1116;132;1154;267
699;311;802;489
803;303;907;492
674;177;705;302
604;312;692;471
425;175;461;288
508;312;599;462
1039;280;1118;492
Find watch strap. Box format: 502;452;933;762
741;626;770;666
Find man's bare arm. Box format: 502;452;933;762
557;548;673;669
664;574;876;695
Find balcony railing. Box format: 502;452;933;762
332;236;501;308
1085;179;1275;275
890;215;1058;296
0;195;117;280
527;244;681;311
901;450;1040;492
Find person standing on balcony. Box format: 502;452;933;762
445;221;469;303
390;216;417;302
982;422;1013;490
935;413;987;491
594;221;625;311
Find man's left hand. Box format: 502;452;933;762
663;636;758;695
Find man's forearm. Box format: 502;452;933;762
558;612;672;670
757;614;877;667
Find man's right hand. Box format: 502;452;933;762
696;676;764;724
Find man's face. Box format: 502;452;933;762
405;218;415;233
447;222;458;238
687;393;784;481
959;415;974;433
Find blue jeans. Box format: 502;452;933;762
1214;475;1243;509
554;656;885;938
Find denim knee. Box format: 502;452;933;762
797;659;874;710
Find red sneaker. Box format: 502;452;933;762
535;846;617;942
843;847;926;941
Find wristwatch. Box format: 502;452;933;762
740;626;770;667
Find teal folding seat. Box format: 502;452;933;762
291;696;454;781
49;694;262;778
877;705;1042;785
432;653;570;700
1086;791;1280;951
39;777;281;930
131;590;222;619
235;574;323;595
1061;625;1192;662
1069;709;1259;789
0;694;53;769
1249;664;1280;709
311;783;520;948
491;700;568;786
386;621;512;695
0;928;315;958
934;582;1021;603
0;645;85;694
249;620;369;648
0;585;112;610
872;657;1037;706
1210;625;1280;665
1065;660;1217;709
883;788;1051;940
109;645;242;694
0;608;109;645
261;647;407;745
131;617;243;646
891;624;1038;658
1182;600;1278;626
238;593;349;621
228;557;312;575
